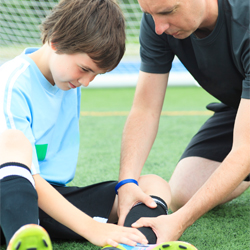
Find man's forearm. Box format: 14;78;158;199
119;108;160;181
119;71;169;182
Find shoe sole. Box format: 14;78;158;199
102;241;198;250
7;224;52;250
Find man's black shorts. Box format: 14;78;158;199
180;102;250;182
39;181;118;241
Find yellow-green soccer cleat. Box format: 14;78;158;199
7;224;52;250
102;241;198;250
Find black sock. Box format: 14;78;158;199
0;165;38;245
124;195;168;244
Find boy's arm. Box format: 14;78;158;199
132;98;250;242
33;174;148;247
118;71;169;226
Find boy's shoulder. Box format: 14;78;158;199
1;52;36;87
1;48;51;95
0;56;30;99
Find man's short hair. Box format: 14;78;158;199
41;0;125;71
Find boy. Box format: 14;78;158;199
0;0;197;250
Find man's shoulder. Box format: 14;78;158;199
223;0;249;27
225;0;249;9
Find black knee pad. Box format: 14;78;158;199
124;196;168;244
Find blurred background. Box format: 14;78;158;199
0;0;197;87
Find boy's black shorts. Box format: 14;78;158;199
180;102;250;182
39;180;118;241
0;181;117;244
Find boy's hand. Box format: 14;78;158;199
87;221;148;247
117;184;157;226
34;175;148;247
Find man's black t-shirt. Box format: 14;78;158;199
140;0;250;109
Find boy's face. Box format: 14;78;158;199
48;51;106;90
139;0;215;39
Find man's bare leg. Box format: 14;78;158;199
169;156;250;212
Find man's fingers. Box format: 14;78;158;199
156;236;165;244
132;217;153;228
118;213;126;226
118;205;131;226
118;194;156;226
142;195;157;209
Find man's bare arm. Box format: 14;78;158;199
133;98;250;242
118;71;169;225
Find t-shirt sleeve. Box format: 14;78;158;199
3;82;40;175
230;0;250;100
139;13;175;74
241;31;250;99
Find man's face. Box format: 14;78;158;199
138;0;208;39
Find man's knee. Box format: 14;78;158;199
169;157;221;211
169;160;195;211
170;173;191;212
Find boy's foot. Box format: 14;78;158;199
7;224;52;250
102;241;198;250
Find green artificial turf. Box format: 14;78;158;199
1;86;249;250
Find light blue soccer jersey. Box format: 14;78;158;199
0;48;81;185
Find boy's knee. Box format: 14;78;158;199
139;174;171;206
0;129;32;168
139;174;166;191
0;129;31;150
139;174;166;185
1;129;29;146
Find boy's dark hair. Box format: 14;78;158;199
41;0;125;71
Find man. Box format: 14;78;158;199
116;0;250;243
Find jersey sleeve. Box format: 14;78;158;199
139;13;175;74
2;74;40;175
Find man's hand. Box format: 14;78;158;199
117;183;157;226
132;213;184;243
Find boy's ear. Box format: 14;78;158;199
50;42;56;51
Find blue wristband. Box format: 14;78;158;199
115;179;138;194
